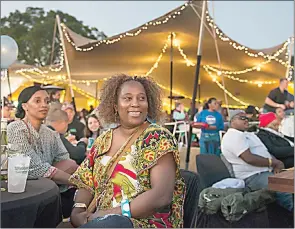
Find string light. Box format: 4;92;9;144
145;34;171;76
61;3;189;52
206;11;294;69
211;75;249;106
204;60;271;76
203;66;277;86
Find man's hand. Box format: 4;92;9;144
66;134;77;144
79;138;88;145
272;158;285;174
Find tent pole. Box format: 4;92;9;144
56;15;77;113
50;19;57;65
185;0;207;170
170;32;174;116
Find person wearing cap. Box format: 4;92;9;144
46;107;88;165
62;102;86;141
6;86;79;217
221;110;293;212
257;112;294;168
263;78;293;113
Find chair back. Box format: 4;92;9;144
196;154;231;191
180;169;200;228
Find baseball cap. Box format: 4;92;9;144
259;112;277;128
229;110;246;122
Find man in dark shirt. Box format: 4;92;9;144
263;78;292;113
46;108;87;165
62;102;85;141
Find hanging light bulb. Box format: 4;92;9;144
217;71;222;76
256;65;261;71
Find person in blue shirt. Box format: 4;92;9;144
193;97;224;155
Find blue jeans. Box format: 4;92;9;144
200;132;221;156
80;214;133;228
244;172;293;212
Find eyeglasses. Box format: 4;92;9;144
238;116;249;121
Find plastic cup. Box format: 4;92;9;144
87;137;95;150
7;154;31;193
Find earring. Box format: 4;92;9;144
115;111;118;123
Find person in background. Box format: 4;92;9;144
256;112;294;168
172;102;186;122
69;74;185;228
192;97;224;155
275;107;285;122
86;114;102;140
1;97;14;123
7;86;79;218
62;102;85;141
46;108;88;165
79;109;89;126
89;105;94;114
221;110;293;212
245;105;259;121
49;88;63;104
263;78;292;113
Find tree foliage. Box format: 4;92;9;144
1;7;107;66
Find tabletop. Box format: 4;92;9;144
1;178;62;228
268;170;294;193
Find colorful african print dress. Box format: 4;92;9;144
69;123;185;228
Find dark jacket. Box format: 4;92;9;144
67;118;85;141
257;129;294;168
48;125;86;165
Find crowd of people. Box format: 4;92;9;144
0;75;294;227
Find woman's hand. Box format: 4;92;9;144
70;209;88;228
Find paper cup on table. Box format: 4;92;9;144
8;155;31;193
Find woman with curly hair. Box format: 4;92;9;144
70;74;185;228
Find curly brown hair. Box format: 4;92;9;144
98;74;163;124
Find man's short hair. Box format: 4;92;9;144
46;108;69;123
279;78;288;83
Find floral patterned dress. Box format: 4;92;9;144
69;123;185;228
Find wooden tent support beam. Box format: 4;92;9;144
56;15;77;113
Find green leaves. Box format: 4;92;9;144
1;7;107;66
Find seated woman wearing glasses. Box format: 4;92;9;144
69;75;185;228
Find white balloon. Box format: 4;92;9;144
1;35;19;69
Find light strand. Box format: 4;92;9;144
61;3;189;52
203;66;277;87
206;11;294;69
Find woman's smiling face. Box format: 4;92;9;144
116;81;148;128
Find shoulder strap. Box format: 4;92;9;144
105;121;150;182
21;120;32;145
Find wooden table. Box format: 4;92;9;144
268;170;294;193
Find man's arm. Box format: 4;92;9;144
265;97;285;109
239;149;284;173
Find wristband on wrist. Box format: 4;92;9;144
121;199;131;218
121;189;131;218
